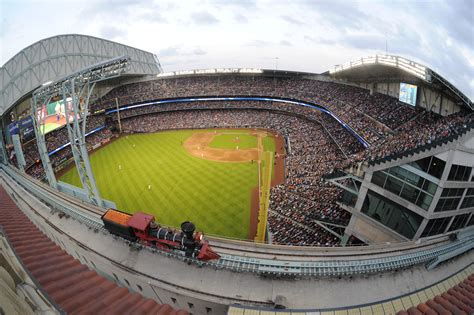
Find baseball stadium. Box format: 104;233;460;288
0;34;473;315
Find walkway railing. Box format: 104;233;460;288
1;164;472;278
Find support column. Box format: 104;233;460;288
11;135;26;172
340;233;350;246
115;98;122;133
62;80;103;207
31;96;58;188
0;130;7;165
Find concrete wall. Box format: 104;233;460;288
1;171;473;312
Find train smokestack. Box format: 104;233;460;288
181;221;195;239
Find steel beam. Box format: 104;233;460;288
31;95;58;188
11;135;26;173
62;79;103;206
0;130;7;165
30;56;130;207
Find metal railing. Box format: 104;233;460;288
1;164;472;278
1;165;104;231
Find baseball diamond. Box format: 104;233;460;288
59;128;284;239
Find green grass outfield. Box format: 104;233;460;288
60;129;275;239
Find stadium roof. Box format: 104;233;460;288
0;34;162;117
329;54;473;111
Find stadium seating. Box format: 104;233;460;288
13;75;473;247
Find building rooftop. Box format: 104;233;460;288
0;185;187;314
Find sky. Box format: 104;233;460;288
1;0;473;99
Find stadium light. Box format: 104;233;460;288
329;54;428;81
157;68;263;78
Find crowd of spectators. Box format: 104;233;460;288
120;107;353;246
363;111;474;163
9;74;473;247
94;75;420;144
20;113;106;180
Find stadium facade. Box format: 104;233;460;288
0;35;472;314
325;55;474;245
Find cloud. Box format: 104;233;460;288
99;25;127;39
139;11;168;23
158;46;207;58
341;33;385;50
234;13;248;24
301;0;369;30
407;0;473;48
2;0;473;100
193;48;207;56
211;0;257;9
246;40;273;47
82;0;148;19
158;46;181;57
303;35;318;44
281;15;304;26
190;11;219;25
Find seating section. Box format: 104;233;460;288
6;75;473;247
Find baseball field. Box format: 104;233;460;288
59;128;285;239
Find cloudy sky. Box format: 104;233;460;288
1;0;473;99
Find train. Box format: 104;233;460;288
101;208;220;261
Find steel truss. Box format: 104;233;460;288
31;56;130;207
31;93;58;188
0;130;7;165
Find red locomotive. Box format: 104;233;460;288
101;209;220;261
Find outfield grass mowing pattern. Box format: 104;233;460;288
60;130;270;239
208;133;257;150
263;136;276;153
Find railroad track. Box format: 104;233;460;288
1;164;473;278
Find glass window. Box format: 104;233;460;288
340;190;358;207
416;192;433;210
441;188;464;197
448;214;469;231
405;171;424;188
389;167;409;180
468;215;474;227
460;197;474;209
435;198;461;212
422;179;437;194
436;188;465;212
460;188;474;209
411;156;446;179
448;164;472;182
371;171;387;187
385;175;404;196
421;217;450;237
372;167;436;210
428;157;446;179
400;183;419;204
361;190;423;239
410;156;431;173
